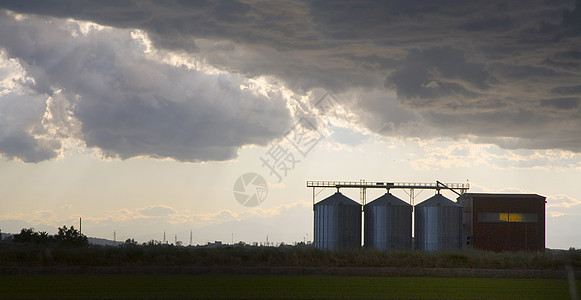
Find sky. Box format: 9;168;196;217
0;0;580;249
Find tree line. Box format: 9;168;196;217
8;226;88;247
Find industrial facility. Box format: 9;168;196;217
458;193;546;252
308;180;546;252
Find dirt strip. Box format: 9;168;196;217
1;265;579;278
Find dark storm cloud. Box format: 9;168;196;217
0;0;319;51
562;0;581;35
551;85;581;95
489;64;559;80
459;17;514;32
1;0;581;159
540;98;580;110
385;46;489;103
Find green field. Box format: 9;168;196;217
0;275;577;299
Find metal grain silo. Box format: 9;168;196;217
364;192;412;250
314;192;362;250
414;193;462;251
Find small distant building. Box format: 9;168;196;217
206;241;223;248
457;193;546;252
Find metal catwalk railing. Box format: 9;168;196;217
307;180;470;207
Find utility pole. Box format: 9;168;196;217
190;230;193;246
79;217;82;235
113;230;116;242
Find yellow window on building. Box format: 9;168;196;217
499;213;526;222
478;212;537;223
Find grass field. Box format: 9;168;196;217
1;244;580;298
0;275;578;299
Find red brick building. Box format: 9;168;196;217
457;193;546;252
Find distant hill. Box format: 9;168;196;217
88;237;124;246
1;233;12;241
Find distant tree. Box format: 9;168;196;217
13;228;54;244
13;228;36;243
125;238;138;245
55;225;88;247
144;239;162;246
37;231;52;244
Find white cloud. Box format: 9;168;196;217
0;12;294;162
136;205;178;217
547;194;581;217
402;137;581;171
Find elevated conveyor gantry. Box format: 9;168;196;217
307;180;470;208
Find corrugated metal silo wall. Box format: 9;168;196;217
415;205;462;251
314;203;362;250
364;204;412;250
